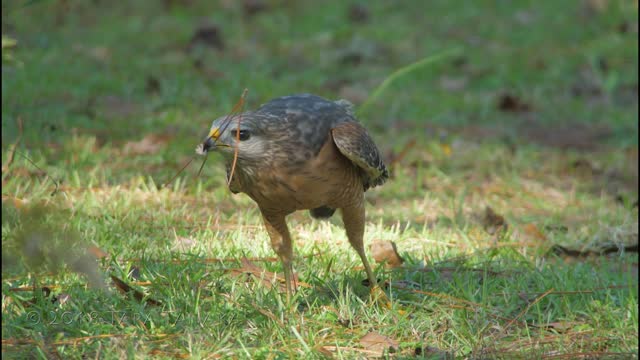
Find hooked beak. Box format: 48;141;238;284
197;127;231;155
201;127;223;153
202;136;217;152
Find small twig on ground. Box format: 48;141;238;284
512;284;633;298
504;288;554;332
226;89;248;186
13;150;60;196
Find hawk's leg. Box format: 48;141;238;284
341;202;377;289
260;211;296;297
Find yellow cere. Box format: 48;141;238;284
208;127;221;139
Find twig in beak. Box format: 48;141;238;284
162;156;195;189
227;113;242;186
217;88;249;144
164;89;248;189
196;153;208;177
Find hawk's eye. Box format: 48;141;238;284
231;130;251;141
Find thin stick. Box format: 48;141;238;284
162;156;195;188
217;88;248;142
196;154;208;177
164;89;248;187
504;288;554;331
14;150;60;196
227;114;242;186
224;89;248;186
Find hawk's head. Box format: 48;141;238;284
197;114;270;164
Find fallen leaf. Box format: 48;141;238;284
123;134;171;155
3;195;29;209
145;75;161;94
347;3;370;23
520;223;546;242
243;0;268;17
497;93;532;112
188;24;224;51
316;346;334;357
617;21;639;34
370;241;404;267
482;206;507;235
584;0;610;13
87;245;109;259
359;331;399;355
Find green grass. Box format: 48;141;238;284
2;0;638;358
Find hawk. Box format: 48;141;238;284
199;94;388;295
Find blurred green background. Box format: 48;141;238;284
1;1;638;358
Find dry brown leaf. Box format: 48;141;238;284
188;24;224;50
359;331;399;355
243;0;269;17
584;0;610;13
123;134;170;155
2;195;29;210
87;245;109;259
482;206;507;235
316;346;335;358
348;3;369;23
497;93;532;112
520;223;546;242
370;240;404;268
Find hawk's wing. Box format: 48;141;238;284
331;122;389;190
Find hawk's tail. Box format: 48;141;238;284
309;206;336;219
